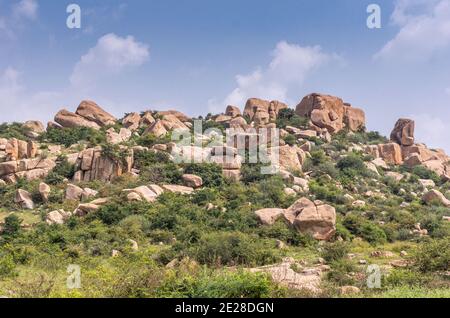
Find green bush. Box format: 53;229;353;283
413;238;450;273
184;163;224;187
0;122;30;140
321;241;350;262
0;254;16;278
45;155;75;185
336;153;368;178
41;126;106;147
2;214;22;237
189;231;279;266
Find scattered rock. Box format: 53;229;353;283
162;185;194;195
254;208;285;225
14;189;34;209
39;182;51;202
423;189;450;207
182;174;203;188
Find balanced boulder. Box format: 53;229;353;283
390;119;415;146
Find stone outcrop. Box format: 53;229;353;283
39;182;51;202
23;121;45;138
390;119;415;146
376;143;403;165
162;185;194;195
295;93;366;133
254;198;336;241
55;109;101;130
122;112;141;131
72;147;134;182
243;98;287;122
123;186;159;202
0;157;56;183
106;128;132;144
225;105;241;118
75;100;117;126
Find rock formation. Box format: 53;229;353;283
295;93;366;133
390;118;415;146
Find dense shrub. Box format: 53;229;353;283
45;155;75;185
42;126;106;147
0;122;30;140
321;241;350;262
275;109;309;129
188;231;280;266
184;163;224;187
413;238;450;273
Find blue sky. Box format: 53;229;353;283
1;0;450;151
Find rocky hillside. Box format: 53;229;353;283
0;94;448;298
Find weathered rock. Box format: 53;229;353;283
423;190;450;207
249;258;325;294
75;100;116;126
284;198;336;240
55;109;101;130
156;110;190;122
23;120;45;138
243;98;287;121
122;112;141;131
419;179;435;189
144;120;168;137
46;210;71;225
123;186;157;203
14;189;34;209
255;208;285;225
0;161;17;176
65;184;84;201
148;184;165;196
295;93;365;133
106;128;132;144
390;119;415;146
386;171;404;182
225;105;241;118
39;182;51;202
378;143;403;165
74;203;100;217
162;185;194;195
182;174;203;188
139;112;156;127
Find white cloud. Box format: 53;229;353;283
13;0;38;20
210;41;338;111
375;0;450;61
70;33;150;88
410;113;450;151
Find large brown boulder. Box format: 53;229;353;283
122;112;141;131
390;119;415;146
55;109;101;130
254;208;285;226
295;93;366;133
15;189;34;210
156;110;190;122
378;143;403;165
285;198;336;240
75;100;117;126
243;98;287;121
225;105;241;118
23;120;45;138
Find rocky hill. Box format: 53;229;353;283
0;93;448;298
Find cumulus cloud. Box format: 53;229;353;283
0;33;151;123
410;113;450;151
70;33;150;88
210;41;338;112
13;0;38;20
375;0;450;61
